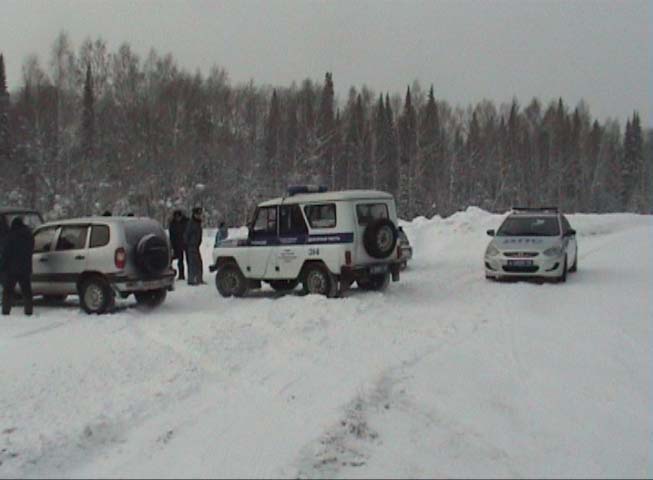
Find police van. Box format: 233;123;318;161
210;187;403;297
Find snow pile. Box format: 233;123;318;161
0;209;651;478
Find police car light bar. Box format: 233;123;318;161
287;185;328;196
511;206;559;212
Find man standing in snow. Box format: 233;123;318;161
169;209;189;280
184;207;205;285
1;217;35;316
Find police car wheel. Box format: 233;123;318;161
216;264;248;297
357;273;390;291
302;264;337;298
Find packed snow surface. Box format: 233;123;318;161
1;208;651;478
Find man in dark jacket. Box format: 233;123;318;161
168;210;189;280
184;207;204;285
1;217;35;316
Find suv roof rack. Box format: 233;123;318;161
511;206;559;213
287;185;328;196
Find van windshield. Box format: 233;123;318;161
497;216;560;237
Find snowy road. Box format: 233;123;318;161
1;209;651;478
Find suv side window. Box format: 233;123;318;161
56;226;89;251
304;204;336;229
279;205;308;236
90;225;110;248
253;207;277;235
34;227;57;253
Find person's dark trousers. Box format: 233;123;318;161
187;248;203;285
2;274;33;316
174;249;186;280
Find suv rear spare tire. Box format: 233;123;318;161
363;218;398;259
136;234;170;276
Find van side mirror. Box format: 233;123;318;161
486;229;495;237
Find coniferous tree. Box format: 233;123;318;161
0;53;10;160
264;89;281;195
81;63;95;163
317;72;335;186
385;94;400;198
398;86;417;217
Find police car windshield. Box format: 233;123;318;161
497;216;560;237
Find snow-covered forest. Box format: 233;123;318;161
0;33;651;226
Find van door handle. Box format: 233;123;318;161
75;255;85;260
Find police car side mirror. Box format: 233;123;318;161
486;229;495;237
565;229;576;237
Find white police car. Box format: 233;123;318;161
210;187;403;297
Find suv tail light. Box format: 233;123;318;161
345;250;352;266
115;247;126;269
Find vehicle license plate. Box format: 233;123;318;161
507;259;533;267
370;264;388;274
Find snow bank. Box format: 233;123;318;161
0;209;651;478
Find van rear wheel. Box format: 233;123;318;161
357;273;390;292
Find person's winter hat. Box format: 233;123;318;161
192;207;203;216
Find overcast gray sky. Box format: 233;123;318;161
2;0;651;125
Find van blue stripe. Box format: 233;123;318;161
247;233;354;247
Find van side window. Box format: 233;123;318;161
56;226;89;251
33;227;57;253
356;203;389;226
90;225;110;248
304;204;336;229
279;205;308;236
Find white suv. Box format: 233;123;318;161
210;188;403;297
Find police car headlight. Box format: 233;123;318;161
543;247;562;257
485;244;500;257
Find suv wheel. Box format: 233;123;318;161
215;263;248;297
302;264;337;298
134;289;167;308
80;277;114;314
269;280;299;292
569;255;578;273
363;219;398;259
357;273;390;292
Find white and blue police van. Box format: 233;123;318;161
210;187;403;297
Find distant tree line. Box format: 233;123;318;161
0;33;651;226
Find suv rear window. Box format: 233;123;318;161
356;203;389;226
90;225;110;248
304;204;336;229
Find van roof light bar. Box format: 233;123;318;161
287;185;328;196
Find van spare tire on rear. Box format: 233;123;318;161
363;218;398;259
135;233;170;275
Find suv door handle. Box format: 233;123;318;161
39;257;49;263
75;255;85;260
